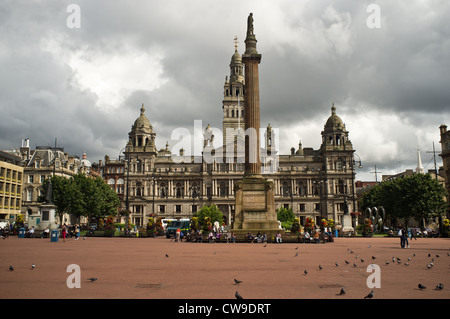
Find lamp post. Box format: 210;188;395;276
190;185;198;219
350;153;362;231
120;145;131;234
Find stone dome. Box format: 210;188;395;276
80;152;91;167
231;50;242;64
132;104;152;132
324;105;345;131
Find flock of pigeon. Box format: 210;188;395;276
233;244;448;299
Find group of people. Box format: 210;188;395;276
247;231;268;243
61;224;81;242
397;226;418;248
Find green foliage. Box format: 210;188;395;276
192;204;223;232
39;173;120;224
290;218;301;234
361;173;447;226
276;207;295;223
277;207;295;230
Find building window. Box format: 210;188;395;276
27;189;33;202
159;183;166;198
159;205;165;213
336;158;344;171
219;182;227;197
192;205;197;213
176;182;183;198
282;182;290;196
299;204;305;212
28;175;34;183
176;205;181;213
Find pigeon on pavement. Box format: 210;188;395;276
87;277;98;283
9;265;14;271
235;291;243;299
418;284;426;290
234;279;242;285
338;288;346;295
364;290;374;299
435;283;444;290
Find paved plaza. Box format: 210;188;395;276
0;236;448;299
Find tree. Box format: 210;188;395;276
40;173;120;225
276;207;295;230
361;173;447;227
192;204;223;232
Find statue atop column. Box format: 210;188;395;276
247;13;254;36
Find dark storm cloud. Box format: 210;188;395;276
0;0;448;180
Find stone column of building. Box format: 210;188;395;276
243;13;262;178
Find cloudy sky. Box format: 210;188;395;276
1;0;448;181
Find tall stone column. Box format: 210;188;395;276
243;12;262;178
232;13;280;236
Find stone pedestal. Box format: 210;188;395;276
342;214;354;232
232;177;280;237
38;204;58;230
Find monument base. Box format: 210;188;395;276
233;176;280;233
341;214;354;233
38;204;58;231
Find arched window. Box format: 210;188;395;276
297;181;306;196
219;182;227;197
159;183;166;198
231;110;235;118
282;182;289;197
176;182;183;198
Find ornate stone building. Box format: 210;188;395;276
122;44;357;228
439;124;450;216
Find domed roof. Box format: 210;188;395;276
132;104;152;132
324;104;345;131
231;50;242;64
81;152;91;167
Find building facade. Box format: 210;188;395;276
121;46;357;228
439;124;450;216
0;150;23;221
17;139;91;225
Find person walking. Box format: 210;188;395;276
74;224;80;240
62;223;67;243
404;226;410;248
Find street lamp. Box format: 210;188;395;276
350;153;362;231
190;185;199;219
120;144;131;234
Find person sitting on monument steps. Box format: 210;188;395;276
313;231;320;243
275;231;282;243
303;231;311;243
247;232;255;243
